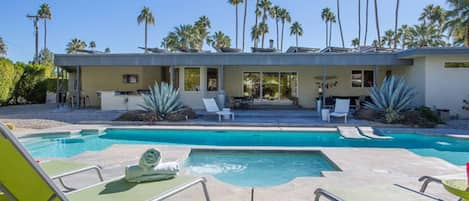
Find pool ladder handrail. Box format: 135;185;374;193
418;176;442;193
314;188;345;201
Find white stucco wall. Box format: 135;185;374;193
404;57;426;107
423;55;469;118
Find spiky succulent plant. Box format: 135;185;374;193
140;82;184;120
364;76;416;123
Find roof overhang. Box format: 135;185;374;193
396;47;469;58
55;53;413;68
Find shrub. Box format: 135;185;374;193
416;106;445;124
364;76;416;123
9;62;48;104
139;82;184;120
0;58;15;105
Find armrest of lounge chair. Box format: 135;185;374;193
153;177;210;201
418;176;442;193
314;188;345;201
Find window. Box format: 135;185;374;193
207;68;218;91
123;74;138;84
184;68;200;91
351;71;362;87
445;62;469;68
352;70;374;88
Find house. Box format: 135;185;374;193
54;47;469;118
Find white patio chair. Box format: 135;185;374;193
202;98;235;122
329;99;350;123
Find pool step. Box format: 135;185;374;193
357;127;393;139
337;127;368;139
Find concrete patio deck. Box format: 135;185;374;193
44;143;463;201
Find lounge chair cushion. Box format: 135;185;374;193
67;176;194;201
330;112;347;117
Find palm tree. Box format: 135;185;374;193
161;32;180;51
89;41;96;50
419;4;434;25
242;0;248;51
38;3;51;50
398;24;410;49
290;22;303;47
253;0;262;48
175;24;194;49
364;0;369;46
394;0;400;49
358;0;361;47
383;30;395;48
374;0;381;47
207;31;232;49
445;0;469;46
321;8;332;47
430;6;446;33
194;16;211;50
329;13;337;47
0;36;6;56
137;6;155;53
228;0;244;48
279;8;291;51
104;48;111;53
352;38;360;48
66;38;87;54
258;0;272;48
251;25;261;47
269;5;281;49
336;0;345;48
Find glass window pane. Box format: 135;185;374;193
184;68;200;91
363;70;374;87
207;68;218;91
280;72;297;100
352;70;362;87
243;72;260;98
262;72;280;100
123;74;138;84
445;62;469;68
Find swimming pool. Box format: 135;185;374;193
20;129;469;165
184;150;339;187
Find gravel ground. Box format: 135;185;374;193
0;104;124;129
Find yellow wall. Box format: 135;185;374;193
80;66;163;106
223;66;407;108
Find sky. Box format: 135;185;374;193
1;0;450;62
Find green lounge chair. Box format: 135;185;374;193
40;160;104;191
0;123;211;201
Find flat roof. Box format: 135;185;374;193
53;48;469;68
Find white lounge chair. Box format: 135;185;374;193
202;98;235;122
329;99;350;123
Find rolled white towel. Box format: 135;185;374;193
153;162;180;175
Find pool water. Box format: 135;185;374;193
184;150;338;187
20;129;469;165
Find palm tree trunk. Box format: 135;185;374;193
254;0;260;48
325;22;329;47
276;19;279;49
44;19;47;49
374;0;381;47
466;25;469;47
242;0;248;51
364;0;369;46
144;21;148;53
358;0;361;47
296;34;298;47
337;0;345;48
393;0;399;49
329;22;333;46
236;4;239;48
281;22;285;51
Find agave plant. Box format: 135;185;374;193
140;82;184;120
364;76;416;123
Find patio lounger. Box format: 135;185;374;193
313;184;442;201
418;173;466;193
40;160;104;191
202;98;235;122
0;122;211;201
329;99;350;123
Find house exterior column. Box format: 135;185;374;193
374;65;379;87
321;66;327;109
56;66;60;108
76;65;81;109
217;65;226;108
169;66;174;86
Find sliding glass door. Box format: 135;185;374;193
243;72;297;103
